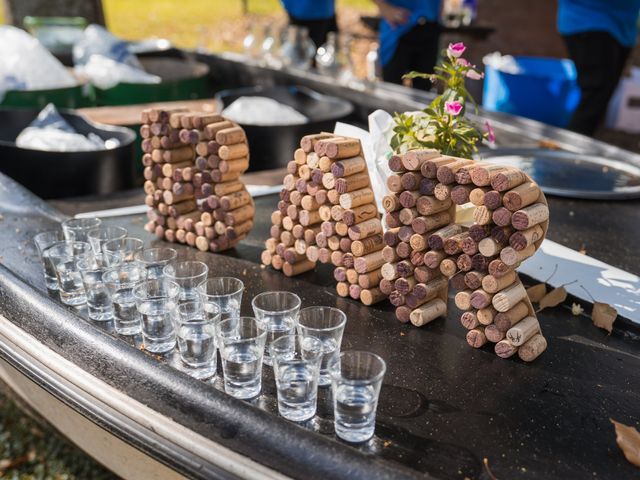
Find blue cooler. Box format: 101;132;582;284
482;56;581;127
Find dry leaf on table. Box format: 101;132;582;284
593;302;617;333
571;303;584;316
526;283;547;303
611;419;640;467
537;286;567;312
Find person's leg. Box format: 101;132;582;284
287;15;335;48
564;31;631;136
382;36;413;85
407;22;440;90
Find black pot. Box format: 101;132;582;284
215;85;354;171
0;108;136;199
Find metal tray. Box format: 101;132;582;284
479;148;640;200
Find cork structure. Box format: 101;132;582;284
140;108;254;252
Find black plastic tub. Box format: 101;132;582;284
0;108;136;199
215;85;354;171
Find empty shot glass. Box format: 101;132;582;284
103;237;144;267
329;351;386;443
78;257;113;321
87;226;127;261
297;306;347;387
133;278;179;354
174;301;218;379
198;277;244;323
251;291;301;366
46;241;92;305
34;230;64;290
271;334;323;422
134;247;177;280
103;263;144;335
62;217;102;242
163;261;208;302
217;317;267;399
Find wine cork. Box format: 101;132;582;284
478;237;504;257
399;208;419;225
151;146;194;164
307;152;320;169
461;236;479;256
506;316;541;346
517;334;547;362
227;220;253;239
219;143;249;161
456;254;473;272
454;164;483;185
511;203;549;230
271;254;284;270
299;209;321;226
224;204;255;226
336;172;373;194
495;339;518;358
485;324;505;343
191;113;224;129
354;249;386;274
424;250;447;269
444;232;471;255
468;224;491;243
491;169;528;192
398;172;419;191
469;187;490;206
325;138;361;159
358;269;383;289
483;190;504;210
440;258;458;277
301;133;334;153
421;156;456;178
293;148;307;165
428;224;463;250
386;174;403;193
473;206;493;225
470;165;510;186
466;328;487;348
482;270;517;294
410;298;447;327
470;289;493;309
351;235;384;256
381;262;399;281
322;172;336;190
215;126;246;145
342;204;378;226
360;287;387;306
381;245;399;264
402;149;440;171
389;291;405;307
319;205;332;222
451;184;474;205
509;225;544;251
477;306;497;326
436;159;474;184
487;259;513;279
331;156;366;178
220;190;252;211
399;190;421;209
219;158;249;175
382;194;401;212
388;154;404;172
394;276;417;295
385;211;401;229
492;207;513;227
204;121;234;139
396;259;415;277
490;226;514;246
283;259;316;277
336;282;350;297
409;233;429;252
500;243;536;266
455;290;473;310
335;222;349;236
214;181;244;196
395;306;412;324
503;182;540;212
416;196;452;216
464;270;486;290
411;211;451;234
419;177;437;195
413;276;448;300
434;183;453;201
461;310;480;330
339;188;375;209
492;281;528;312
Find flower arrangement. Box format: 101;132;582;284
390;42;494;159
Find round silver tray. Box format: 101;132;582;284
478;148;640;200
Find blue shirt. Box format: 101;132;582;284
557;0;640;47
281;0;335;20
379;0;442;66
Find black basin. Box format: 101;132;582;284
0;108;136;199
215;85;354;171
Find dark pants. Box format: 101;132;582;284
563;31;631;136
383;21;441;90
287;15;338;49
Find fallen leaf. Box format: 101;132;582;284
611;419;640;467
571;303;584;316
593;302;617;333
526;283;547;303
537;286;567;312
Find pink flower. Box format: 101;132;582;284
447;42;466;58
456;58;470;67
466;69;484;80
485;121;496;144
445;101;463;116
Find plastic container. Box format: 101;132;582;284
482;56;581;127
1;83;91;109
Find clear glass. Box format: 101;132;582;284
103;263;144;335
261;24;282;68
163;261;208;303
34;230;64;290
197;277;244;324
134;247;177;280
103;237;144;267
251;291;301;367
78;257;113;321
217;317;267;399
62;217;102;242
316;31;352;81
329;351;386;443
280;25;315;70
270;334;323;422
46;241;92;306
174;300;219;379
133;278;179;354
87;226;127;261
297;306;347;387
243;21;264;59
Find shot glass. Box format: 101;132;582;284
270;334;323;422
134;247;177;280
62;217;102;242
329;351;386;443
174;301;218;379
197;277;244;323
297;306;347;387
103;237;144;267
78;257;113;321
103;263;144;335
46;241;92;306
133;278;179;354
34;230;64;290
163;261;208;302
251;291;301;366
217;317;267;399
87;226;127;261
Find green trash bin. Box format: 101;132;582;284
1;82;93;109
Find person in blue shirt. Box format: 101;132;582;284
374;0;442;90
558;0;640;135
280;0;337;49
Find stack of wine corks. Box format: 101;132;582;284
382;150;549;362
261;133;386;306
140;107;254;252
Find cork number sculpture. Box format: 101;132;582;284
382;150;549;362
141;108;254;252
262;133;387;306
